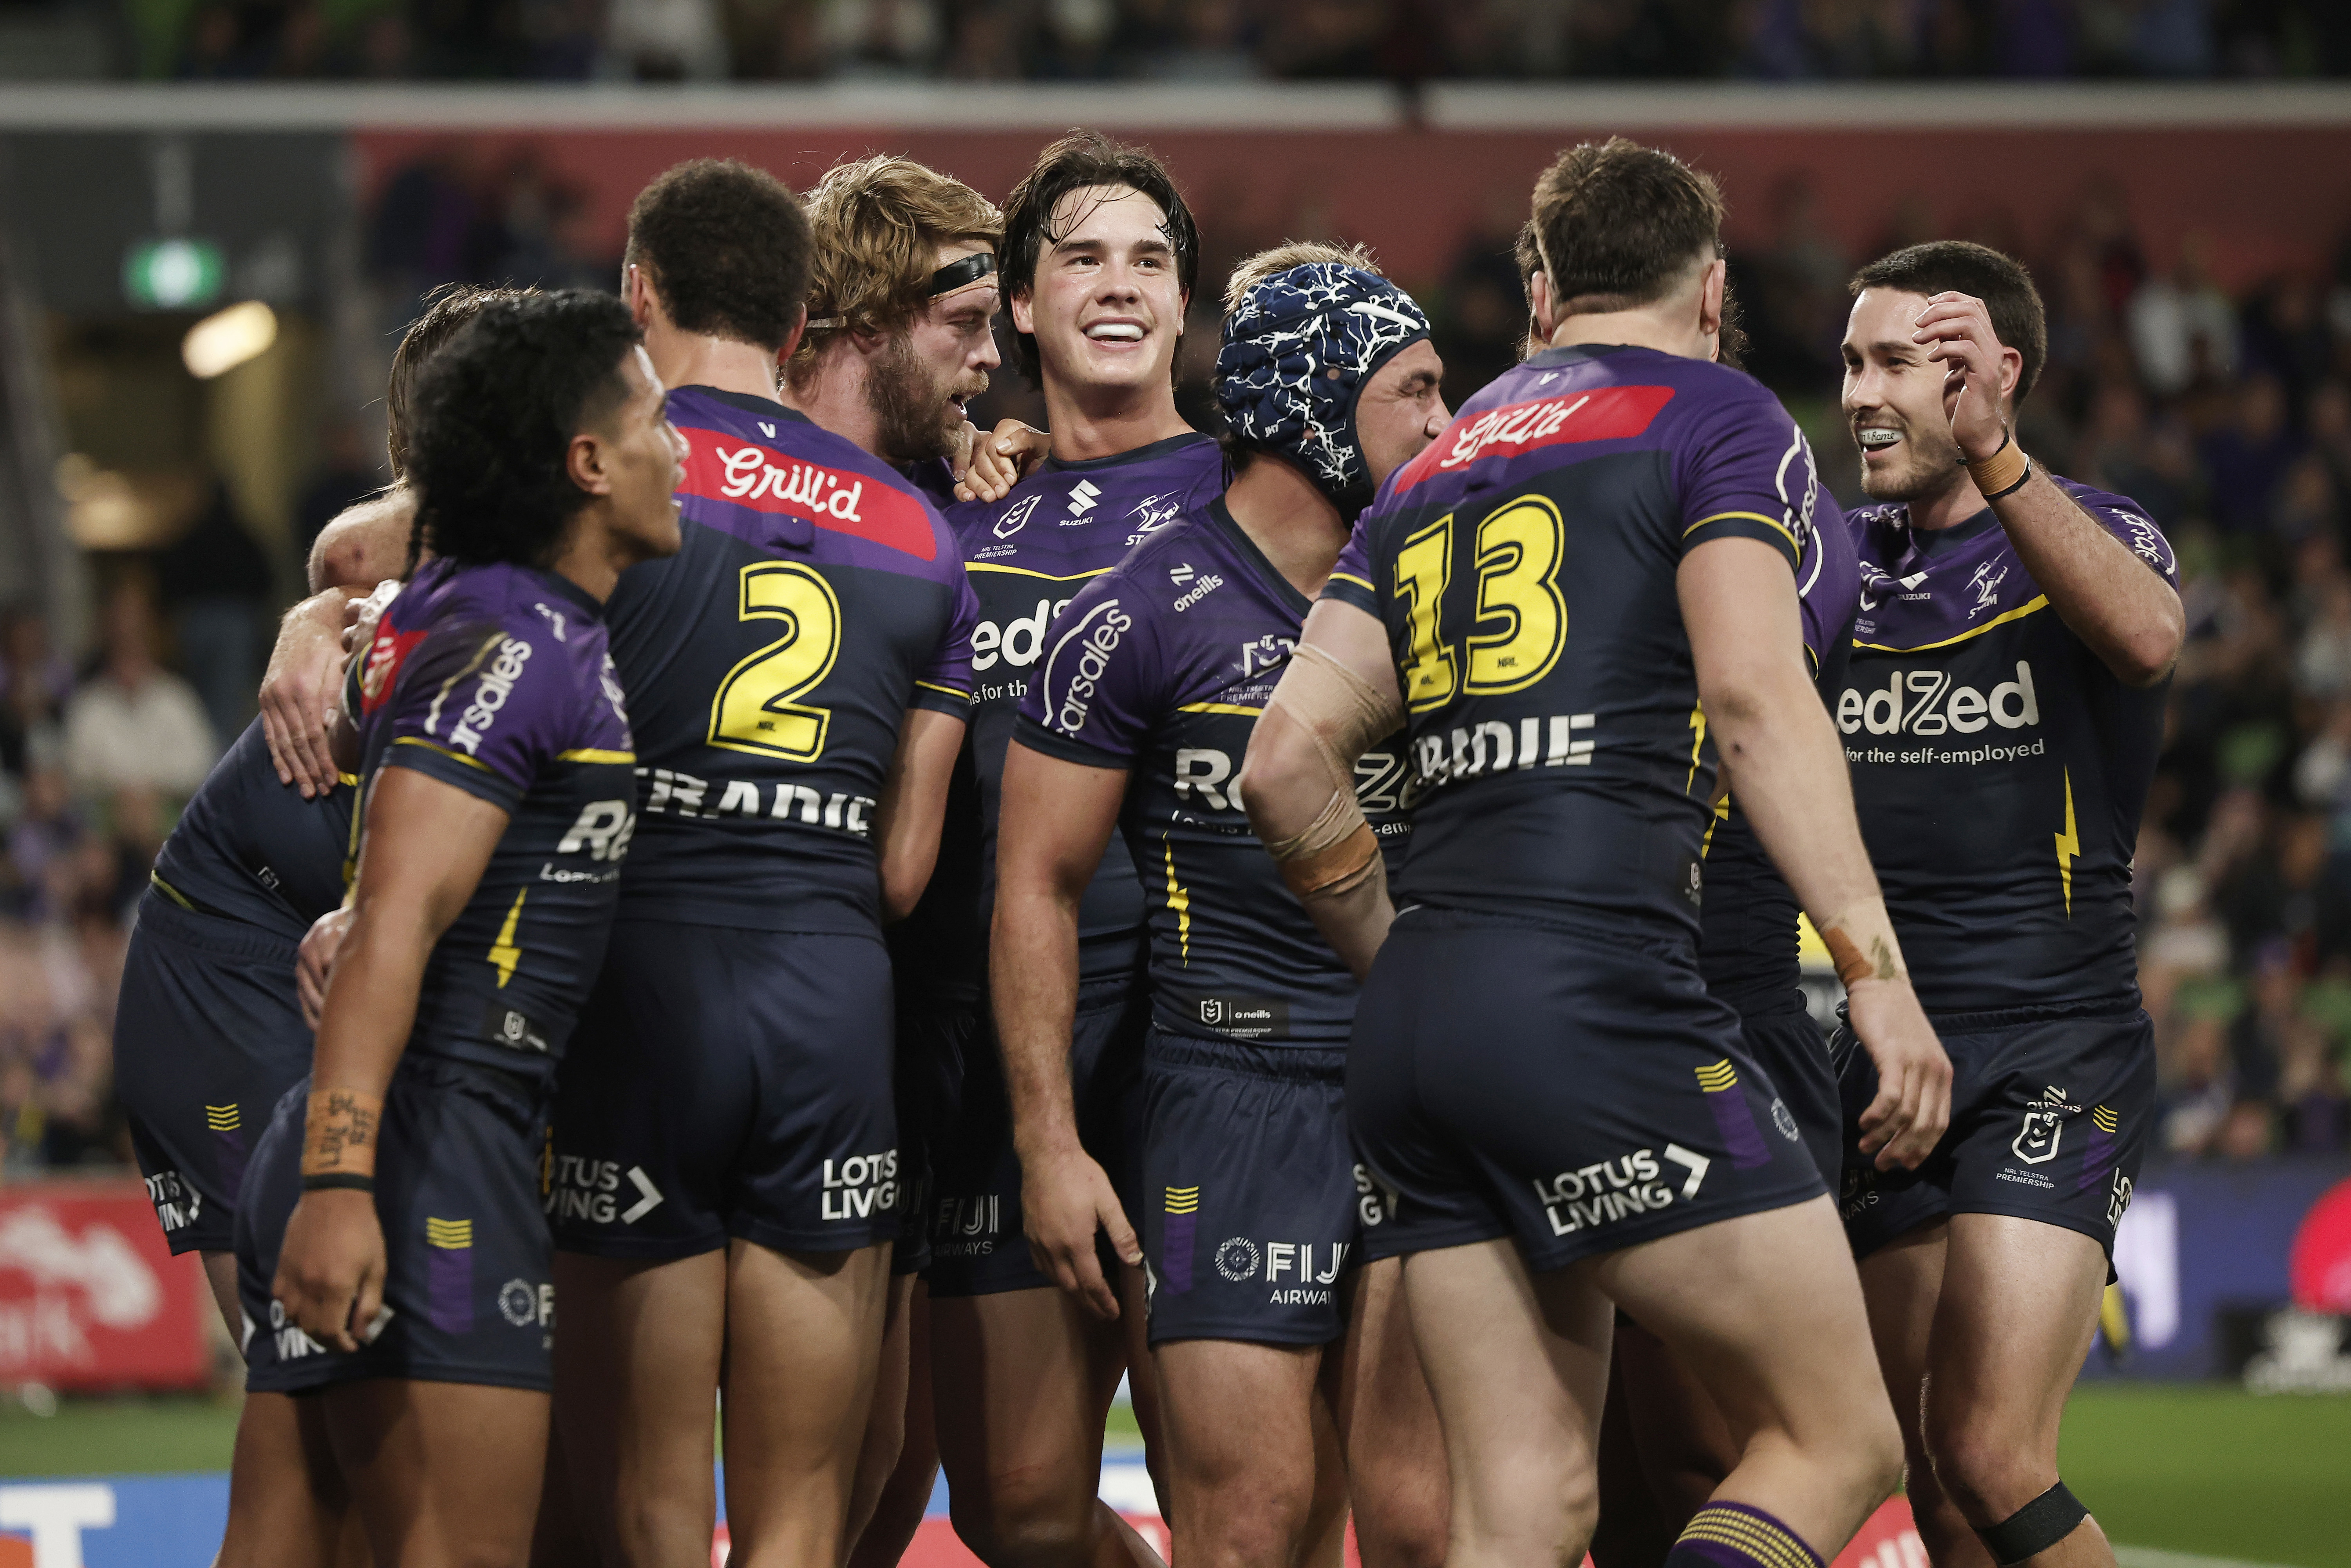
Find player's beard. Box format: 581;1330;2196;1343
1857;418;1968;505
868;333;964;465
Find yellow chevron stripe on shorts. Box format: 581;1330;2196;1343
1694;1058;1740;1094
1164;1186;1200;1215
425;1218;474;1249
2093;1104;2118;1134
203;1104;239;1132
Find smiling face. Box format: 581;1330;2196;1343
1353;339;1449;489
1842;286;1968;503
1011;184;1186;396
869;241;1002;463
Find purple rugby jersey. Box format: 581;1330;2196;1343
604;386;978;937
1015;497;1413;1047
1841;476;2177;1013
1321;343;1826;945
352;555;638;1076
1699;467;1859;1017
892;432;1227;1006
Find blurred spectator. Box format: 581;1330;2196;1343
605;0;729;78
2130;237;2239;396
2199;374;2304;534
62;575;218;807
161;482;276;748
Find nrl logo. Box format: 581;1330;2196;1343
994;493;1043;540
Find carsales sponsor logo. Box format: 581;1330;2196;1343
1393;383;1675;494
676;427;935;561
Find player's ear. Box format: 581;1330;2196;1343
776;304;808;368
1529;270;1559;342
1009;288;1036;336
623;264;654;329
1997;342;2024;408
566;430;614;498
1698;258;1727;342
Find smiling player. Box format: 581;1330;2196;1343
875;132;1227;1568
1833;242;2183;1568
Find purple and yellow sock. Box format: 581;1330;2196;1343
1664;1502;1826;1568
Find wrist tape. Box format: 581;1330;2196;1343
301;1088;382;1181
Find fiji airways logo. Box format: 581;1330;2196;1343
1837;662;2040;736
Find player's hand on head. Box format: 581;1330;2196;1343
956;420;1050;504
261;588;363;799
297;907;355;1029
1911;290;2008;464
1021;1144;1139;1320
273;1186;387;1354
1849;978;1953;1170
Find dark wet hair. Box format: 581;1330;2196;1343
405;290;642;573
1850;239;2048;404
1530;137;1725;316
624;158;813;354
999;129;1200;385
387;284;533;480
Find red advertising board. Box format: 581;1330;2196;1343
0;1179;209;1392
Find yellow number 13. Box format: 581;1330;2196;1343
1395;495;1567;713
709;562;841;760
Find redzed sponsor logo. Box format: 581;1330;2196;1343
1394;384;1676;495
359;626;427;716
676;427;936;561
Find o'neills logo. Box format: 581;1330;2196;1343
676;428;935;560
1395;383;1676;494
1044;600;1133;735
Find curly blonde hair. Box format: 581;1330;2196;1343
785;155;1002;383
1221;240;1381;319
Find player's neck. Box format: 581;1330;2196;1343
778;354;885;459
1223;454;1347;599
1545;309;1708;360
1038;374;1191;463
546;508;631;604
647;330;781;407
1903;465;1990;533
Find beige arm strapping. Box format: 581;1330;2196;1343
1258;642;1403;902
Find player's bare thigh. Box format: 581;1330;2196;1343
217;1389;352;1568
1324;1256;1447;1568
1154;1335;1325;1567
322;1378;549;1568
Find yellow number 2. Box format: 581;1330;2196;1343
1393;496;1568;713
709;562;841;761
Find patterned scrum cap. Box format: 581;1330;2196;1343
1213;262;1432;511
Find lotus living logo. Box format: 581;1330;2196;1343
0;1205;163;1370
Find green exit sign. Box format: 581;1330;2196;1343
123;238;225;310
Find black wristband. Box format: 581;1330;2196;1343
1984;457;2034;501
302;1172;375;1194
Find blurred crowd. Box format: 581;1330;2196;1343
11;165;2351;1179
2;0;2348;85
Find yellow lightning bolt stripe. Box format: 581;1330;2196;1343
1162;839;1190;964
2055;768;2080;918
487;888;526;987
1683;703;1707;795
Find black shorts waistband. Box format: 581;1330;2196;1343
134;889;305;964
1146;1030;1347;1083
1393;900;1697;963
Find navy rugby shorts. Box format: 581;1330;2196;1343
924;975;1148;1297
237;1055;555;1394
117;893;313;1255
1737;1000;1842;1188
889;996;981;1277
1834;1002;2154;1264
550;921;899;1260
1140;1034;1365;1349
1347;907;1826;1272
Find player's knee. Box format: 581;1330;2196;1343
1349;1486;1449;1568
1845;1403;1908;1508
1921;1416;2056;1527
948;1480;1096;1568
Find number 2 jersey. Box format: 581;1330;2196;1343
1841;478;2177;1013
353;557;637;1080
607;386;978;937
1018;497;1411;1045
1322;344;1828;947
895;433;1227;1006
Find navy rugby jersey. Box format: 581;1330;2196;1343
353;557;636;1078
149;718;355;942
1842;477;2176;1013
605;386;978;936
1322;344;1821;945
1018;499;1411;1046
894;433;1226;1004
1698;495;1859;1016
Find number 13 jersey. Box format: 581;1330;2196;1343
606;386;978;935
1322;344;1831;946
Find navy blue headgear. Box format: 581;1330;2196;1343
1214;261;1432;512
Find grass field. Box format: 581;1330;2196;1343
2;1385;2344;1565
